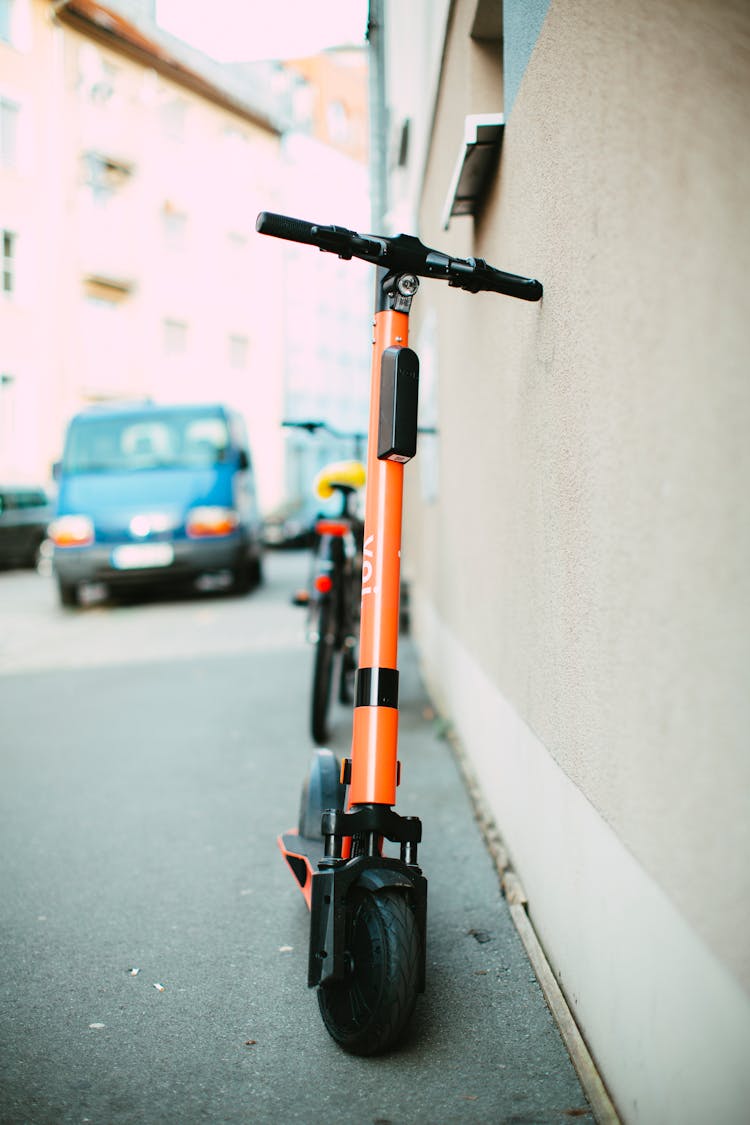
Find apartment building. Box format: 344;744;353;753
1;0;63;479
377;1;750;1122
0;0;288;508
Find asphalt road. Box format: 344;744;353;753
0;553;592;1125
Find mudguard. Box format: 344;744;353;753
308;855;427;991
298;748;345;840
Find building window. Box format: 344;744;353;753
0;97;19;167
228;334;248;369
223;125;250;169
82;291;130;396
395;118;410;168
83;152;132;204
77;44;118;104
163;318;187;355
0;0;13;45
326;100;351;147
0;0;29;50
162;98;187;141
501;0;552;117
2;229;16;295
162;206;187;251
83;276;131;304
89;62;117;106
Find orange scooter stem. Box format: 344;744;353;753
349;308;409;808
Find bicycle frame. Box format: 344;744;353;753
308;495;361;745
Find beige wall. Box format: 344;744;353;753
400;0;750;1120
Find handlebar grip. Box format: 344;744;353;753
484;270;543;302
256;211;320;246
454;257;542;301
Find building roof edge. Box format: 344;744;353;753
51;0;281;135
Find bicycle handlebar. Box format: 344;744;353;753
256;211;543;302
282;420;366;441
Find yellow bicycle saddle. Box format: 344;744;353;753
314;459;366;500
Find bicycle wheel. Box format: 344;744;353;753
338;641;357;704
317;887;421;1056
311;599;336;744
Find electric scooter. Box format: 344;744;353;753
256;211;542;1055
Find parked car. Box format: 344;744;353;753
49;402;264;606
0;485;53;570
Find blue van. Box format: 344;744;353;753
50;402;263;606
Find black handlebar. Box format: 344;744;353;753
282;420;366;441
256;211;542;302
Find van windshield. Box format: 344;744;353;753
63;410;232;474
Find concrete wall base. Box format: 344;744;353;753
412;591;750;1125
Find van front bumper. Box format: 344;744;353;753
53;536;257;587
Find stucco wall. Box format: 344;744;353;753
402;0;750;1118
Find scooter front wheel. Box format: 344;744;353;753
317;887;421;1055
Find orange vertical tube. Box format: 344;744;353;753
348;308;409;807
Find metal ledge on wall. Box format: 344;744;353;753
441;113;505;230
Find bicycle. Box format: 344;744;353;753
257;210;542;1055
282;420;366;744
287;440;366;744
306;461;364;746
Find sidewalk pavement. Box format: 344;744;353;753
0;552;600;1125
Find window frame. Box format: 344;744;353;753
0;95;20;167
1;228;17;296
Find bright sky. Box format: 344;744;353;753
155;0;370;62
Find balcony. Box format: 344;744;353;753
76;194;139;290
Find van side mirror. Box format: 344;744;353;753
237;449;250;470
52;460;61;481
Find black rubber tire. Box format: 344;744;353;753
231;561;253;595
250;554;263;588
58;579;79;607
317;888;421;1056
338;643;357;705
27;535;44;570
311;601;335;745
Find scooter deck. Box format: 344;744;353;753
278;831;326;908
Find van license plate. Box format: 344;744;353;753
112;543;174;569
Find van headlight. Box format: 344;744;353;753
186;506;239;538
49;515;94;547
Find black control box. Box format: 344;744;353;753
377;346;419;463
